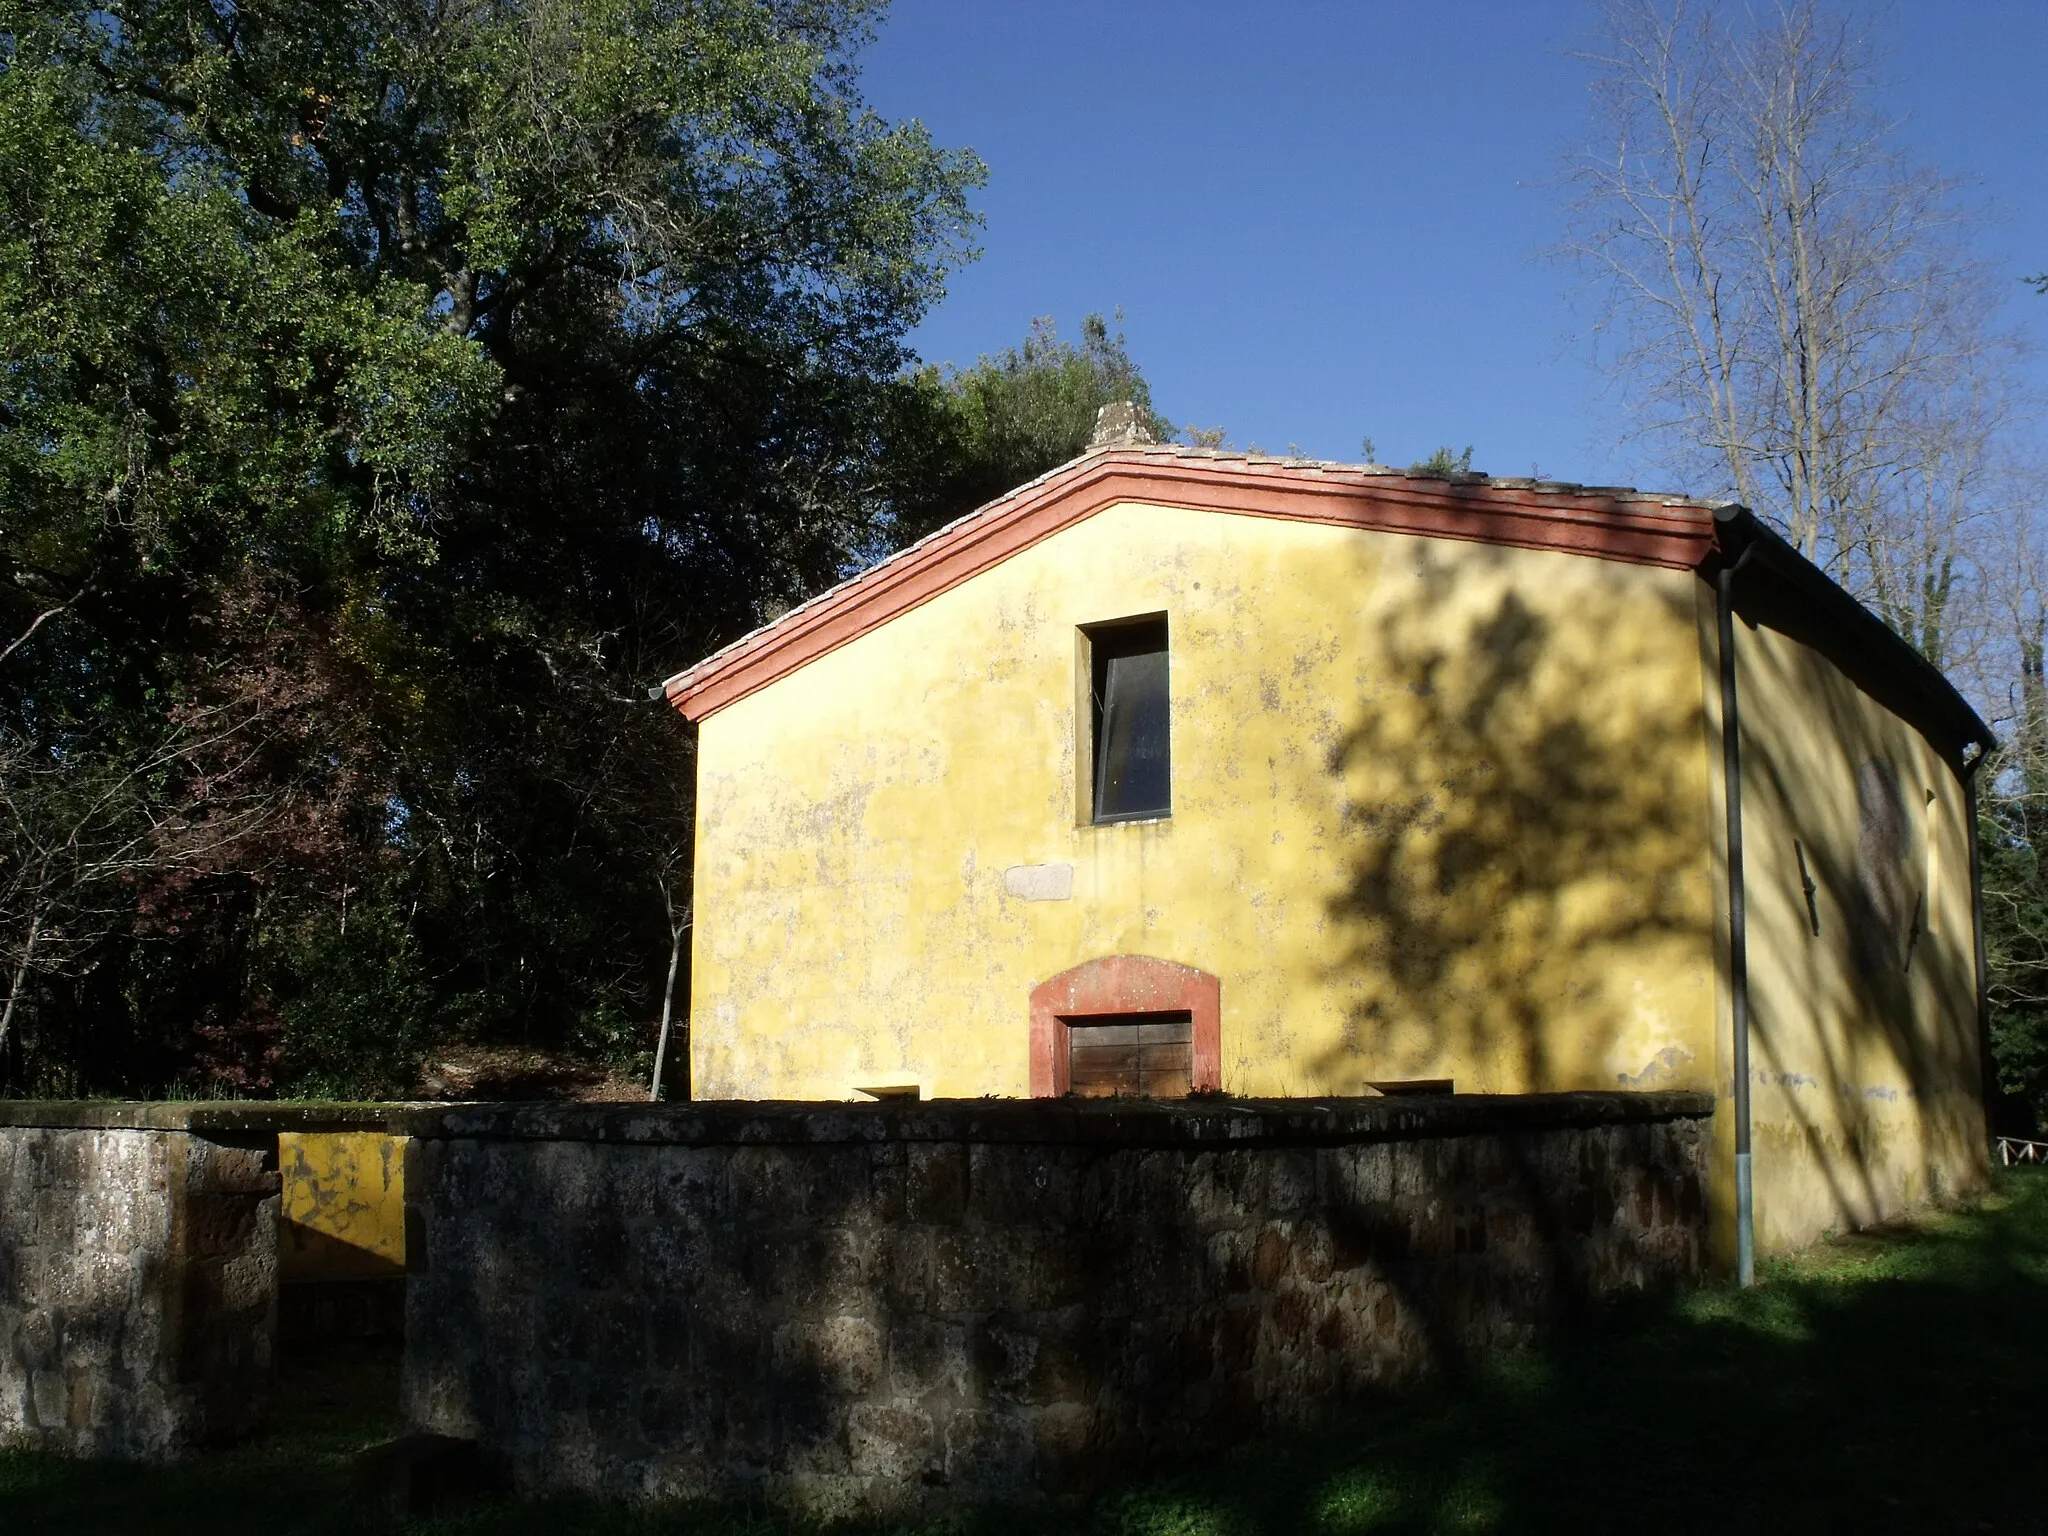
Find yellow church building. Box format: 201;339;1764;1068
661;435;1993;1263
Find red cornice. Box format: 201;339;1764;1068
664;451;1721;722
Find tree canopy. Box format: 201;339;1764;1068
0;0;985;1095
886;313;1175;545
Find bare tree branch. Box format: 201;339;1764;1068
0;575;92;671
1561;0;2023;674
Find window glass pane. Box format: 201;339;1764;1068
1094;632;1169;820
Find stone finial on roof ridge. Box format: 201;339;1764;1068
1090;401;1154;449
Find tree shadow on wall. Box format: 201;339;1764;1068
1311;539;1984;1231
1724;565;1987;1232
1311;543;1712;1101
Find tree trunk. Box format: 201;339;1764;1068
648;886;690;1102
0;914;41;1072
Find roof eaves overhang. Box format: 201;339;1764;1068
1710;503;1995;770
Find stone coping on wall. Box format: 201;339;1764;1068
0;1091;1715;1146
0;1100;432;1134
393;1090;1714;1148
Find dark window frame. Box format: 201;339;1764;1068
1083;613;1171;825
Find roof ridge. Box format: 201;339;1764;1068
659;449;1720;704
1095;444;1725;507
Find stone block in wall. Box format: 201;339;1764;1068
904;1143;970;1225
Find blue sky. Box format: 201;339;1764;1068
861;1;2048;494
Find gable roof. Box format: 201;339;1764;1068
660;445;1993;766
661;446;1727;722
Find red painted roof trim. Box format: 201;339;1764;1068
663;450;1721;722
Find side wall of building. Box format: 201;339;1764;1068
277;1129;410;1341
691;500;1720;1103
1701;574;1989;1253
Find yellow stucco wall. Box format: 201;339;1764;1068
690;499;1721;1105
278;1130;408;1282
1707;589;1989;1255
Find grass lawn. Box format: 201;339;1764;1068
6;1168;2046;1535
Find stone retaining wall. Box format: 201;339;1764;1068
400;1092;1712;1516
0;1102;399;1461
0;1125;276;1459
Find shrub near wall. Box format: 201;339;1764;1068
400;1092;1712;1516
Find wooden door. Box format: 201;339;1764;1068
1066;1011;1194;1098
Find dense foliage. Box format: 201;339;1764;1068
886;313;1175;544
0;0;988;1095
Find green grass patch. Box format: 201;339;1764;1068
8;1171;2048;1535
0;1339;402;1535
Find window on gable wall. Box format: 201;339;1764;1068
1086;615;1171;822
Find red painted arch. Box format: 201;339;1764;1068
1028;954;1222;1098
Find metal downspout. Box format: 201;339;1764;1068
1963;749;1995;1146
1714;515;1761;1286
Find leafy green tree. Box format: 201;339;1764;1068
0;0;982;1095
1982;824;2048;1134
0;9;496;1088
887;313;1175;544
